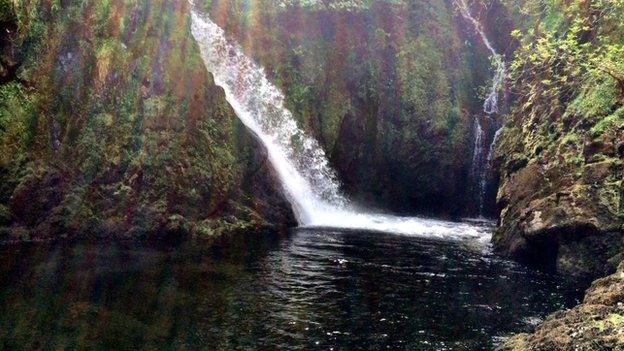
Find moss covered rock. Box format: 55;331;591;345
0;0;18;84
492;0;624;278
498;262;624;350
0;0;294;242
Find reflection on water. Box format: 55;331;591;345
0;228;585;350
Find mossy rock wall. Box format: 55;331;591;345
492;0;624;278
0;0;294;242
499;261;624;350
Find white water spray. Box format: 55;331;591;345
189;9;347;225
189;7;491;241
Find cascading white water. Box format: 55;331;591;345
487;127;503;164
457;0;506;116
189;6;491;241
470;117;488;215
471;117;485;174
189;9;347;225
458;0;506;216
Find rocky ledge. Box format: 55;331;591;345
499;261;624;350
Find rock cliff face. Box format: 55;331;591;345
493;101;624;277
0;0;294;242
489;0;624;345
491;0;624;279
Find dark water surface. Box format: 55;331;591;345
0;228;585;350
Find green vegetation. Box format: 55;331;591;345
0;0;14;22
498;0;623;184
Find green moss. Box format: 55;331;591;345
598;182;623;216
569;78;621;122
607;313;624;326
595;313;624;332
590;107;624;137
559;133;580;146
0;82;38;168
555;133;584;166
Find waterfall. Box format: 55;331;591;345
457;0;506;116
470;117;488;216
487;127;503;164
188;9;348;225
189;7;490;240
457;0;506;216
471;117;484;176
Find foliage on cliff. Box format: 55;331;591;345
0;0;292;242
494;0;624;276
198;0;492;216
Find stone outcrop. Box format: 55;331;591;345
493;80;624;279
499;261;624;350
490;0;624;346
494;157;623;277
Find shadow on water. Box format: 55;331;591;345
0;228;586;350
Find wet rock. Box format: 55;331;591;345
498;262;624;351
504;155;529;175
584;139;615;161
495;176;623;277
582;161;617;184
557;231;624;278
494;115;623;279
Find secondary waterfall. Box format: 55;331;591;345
189;6;490;241
457;0;506;116
458;0;506;216
487;127;504;164
470;117;488;215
